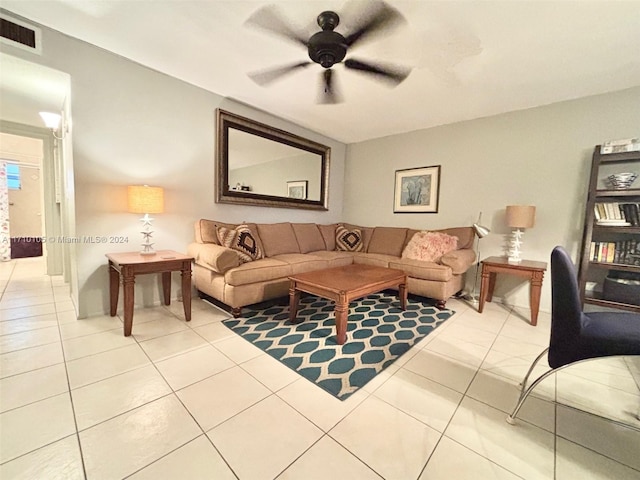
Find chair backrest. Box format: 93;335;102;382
548;246;585;367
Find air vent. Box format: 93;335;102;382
0;14;41;54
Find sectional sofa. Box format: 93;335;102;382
187;220;477;316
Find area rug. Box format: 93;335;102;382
222;292;454;400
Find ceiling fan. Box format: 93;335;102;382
245;1;412;104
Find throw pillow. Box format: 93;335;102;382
217;224;263;263
402;231;458;262
335;225;364;252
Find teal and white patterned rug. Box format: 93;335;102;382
222;292;454;400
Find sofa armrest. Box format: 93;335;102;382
440;248;476;274
187;242;240;274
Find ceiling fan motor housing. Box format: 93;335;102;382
308;11;347;68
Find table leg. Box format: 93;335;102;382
162;271;171;306
487;272;497;302
398;280;407;310
334;296;348;345
478;266;489;313
289;282;301;323
181;263;191;322
108;263;119;317
122;266;135;337
529;270;544;326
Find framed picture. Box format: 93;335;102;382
394;165;441;213
287;180;308;200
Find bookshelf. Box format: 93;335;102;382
577;145;640;313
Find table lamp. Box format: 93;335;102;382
506;205;535;264
127;185;164;255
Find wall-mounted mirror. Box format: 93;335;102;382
216;109;330;210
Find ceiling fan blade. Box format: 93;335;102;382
318;69;343;104
343;0;405;48
344;58;411;85
248;61;312;86
245;5;308;47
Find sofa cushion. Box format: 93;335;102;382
437;227;474;250
308;250;354;268
318;224;337;251
342;223;374;251
389;259;453;282
368;227;408;257
352;253;398;268
291;223;326;253
216;224;264;263
256;222;301;257
336;225;364;252
224;258;291;286
270;253;329;274
402;231;458;262
195;219;237;244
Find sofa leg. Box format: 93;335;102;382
231;307;242;318
436;300;446;309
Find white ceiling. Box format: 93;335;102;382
2;1;640;143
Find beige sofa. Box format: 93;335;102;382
187;220;476;316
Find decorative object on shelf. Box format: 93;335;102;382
39;111;67;140
127;185;164;255
601;138;639;154
287;180;308;199
394;165;441;213
506;205;536;264
607;172;638;190
465;212;490;304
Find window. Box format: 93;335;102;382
6;164;20;190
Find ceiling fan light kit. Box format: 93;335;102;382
246;1;412;104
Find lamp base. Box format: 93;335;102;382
507;256;522;264
140;250;156;256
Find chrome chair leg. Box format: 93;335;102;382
518;348;549;393
506;347;549;425
506;368;557;424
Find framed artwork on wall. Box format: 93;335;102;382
394;165;441;213
287;180;308;199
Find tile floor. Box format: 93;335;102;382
0;257;639;479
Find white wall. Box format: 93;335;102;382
344;86;640;312
1;14;346;317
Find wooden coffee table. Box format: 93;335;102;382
288;264;407;345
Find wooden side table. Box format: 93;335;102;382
106;250;193;336
478;256;547;326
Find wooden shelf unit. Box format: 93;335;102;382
577;145;640;313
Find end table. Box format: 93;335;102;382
106;250;193;336
478;256;547;326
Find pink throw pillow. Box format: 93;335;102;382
402;231;458;262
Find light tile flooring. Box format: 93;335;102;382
0;257;639;479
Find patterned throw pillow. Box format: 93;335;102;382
335;225;363;252
216;224;263;263
402;231;458;262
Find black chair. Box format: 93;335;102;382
507;245;640;424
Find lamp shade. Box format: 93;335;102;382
39;112;61;130
506;205;536;228
473;223;490;238
127;185;164;214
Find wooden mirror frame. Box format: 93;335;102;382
215;109;330;210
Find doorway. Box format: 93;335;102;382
1;133;45;259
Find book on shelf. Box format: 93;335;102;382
594;202;640;226
590;239;640;265
601;138;640;154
